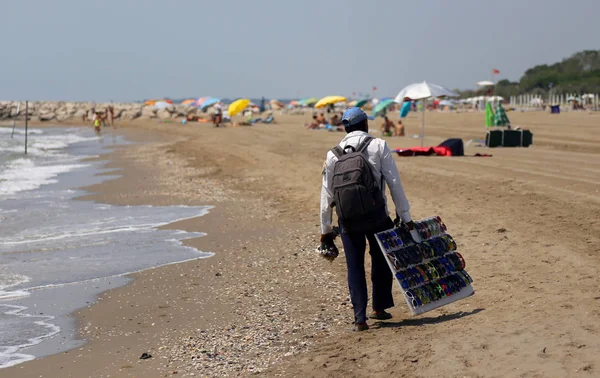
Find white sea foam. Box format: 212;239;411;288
0;128;213;368
0;128;98;196
0;159;89;195
0;305;60;368
0;274;31;301
0;128;43;136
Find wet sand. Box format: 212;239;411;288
3;110;600;378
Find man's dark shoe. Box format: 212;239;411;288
369;310;393;320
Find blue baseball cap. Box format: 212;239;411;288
342;107;374;127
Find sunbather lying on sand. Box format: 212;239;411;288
306;115;322;129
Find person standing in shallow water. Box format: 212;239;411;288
93;114;101;134
318;107;422;331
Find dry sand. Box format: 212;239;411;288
2;110;600;378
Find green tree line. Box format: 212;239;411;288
456;50;600;99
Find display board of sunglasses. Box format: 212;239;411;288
375;216;474;316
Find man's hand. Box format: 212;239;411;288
394;214;415;230
410;229;422;243
318;233;339;261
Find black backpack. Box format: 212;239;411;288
330;136;388;233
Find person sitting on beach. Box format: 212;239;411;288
381;116;394;136
262;113;275;124
316;113;327;125
319;107;421;332
306;115;321;129
330;114;341;126
395;119;405;136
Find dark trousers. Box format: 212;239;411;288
340;219;395;323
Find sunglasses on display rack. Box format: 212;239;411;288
405;289;422;308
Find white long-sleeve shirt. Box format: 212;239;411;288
320;131;412;234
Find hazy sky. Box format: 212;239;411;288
1;0;598;101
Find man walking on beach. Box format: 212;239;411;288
319;107;420;331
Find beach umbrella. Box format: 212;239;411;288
347;100;358;107
194;97;209;107
494;102;510;127
372;99;395;117
399;101;411;118
228;98;251;116
355;99;369;108
144;100;157;106
485;102;495;127
303;98;319;106
200;97;220;110
181;99;196;106
315;96;347;109
270;99;284;110
477;81;494;86
154;101;171;109
439;99;454;107
393;81;458;146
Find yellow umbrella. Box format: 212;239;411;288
228;98;251;116
315;96;347;108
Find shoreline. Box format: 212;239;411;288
0;127;213;369
2;122;352;377
2;113;600;377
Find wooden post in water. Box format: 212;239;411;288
24;101;28;155
11;103;21;138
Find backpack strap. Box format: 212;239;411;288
331;146;344;158
331;136;373;158
357;136;374;153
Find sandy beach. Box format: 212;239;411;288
2;110;600;378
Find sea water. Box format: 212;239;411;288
0;126;212;368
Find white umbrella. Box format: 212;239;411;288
393;81;458;146
477;80;494;86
